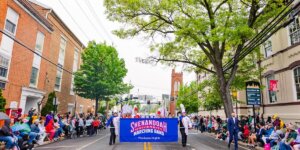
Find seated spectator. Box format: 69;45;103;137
242;124;250;141
265;126;282;147
292;127;300;150
256;123;267;146
0;119;19;150
19;118;38;146
215;126;227;141
45;119;55;141
37;119;47;145
54;119;64;140
262;124;274;144
248;128;257;147
279;124;298;150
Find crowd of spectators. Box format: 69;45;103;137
0;108;105;150
191;114;300;150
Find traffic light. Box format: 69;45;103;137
147;100;150;105
158;102;161;105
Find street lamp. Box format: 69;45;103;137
231;90;238;117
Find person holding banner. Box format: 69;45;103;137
106;111;119;145
179;104;192;147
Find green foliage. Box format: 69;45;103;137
197;76;223;111
0;89;6;112
41;92;55;116
104;0;284;116
176;82;200;113
128;100;141;110
74;41;132;114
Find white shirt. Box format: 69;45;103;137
182;116;192;135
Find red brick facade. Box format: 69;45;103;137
170;69;183;115
0;0;94;115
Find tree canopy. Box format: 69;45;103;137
74;41;132;115
176;81;200;113
104;0;286;117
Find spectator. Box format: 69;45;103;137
293;128;300;150
279;124;298;150
0;119;19;150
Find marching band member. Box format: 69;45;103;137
106;108;119;145
179;104;192;147
122;104;133;118
133;106;140;118
156;110;162;118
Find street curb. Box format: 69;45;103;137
202;131;264;150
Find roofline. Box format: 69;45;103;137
28;0;86;48
28;0;51;9
14;0;53;32
50;10;86;48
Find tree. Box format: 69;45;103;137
74;41;131;115
176;81;200;113
41;92;55;116
0;89;6;112
104;0;285;117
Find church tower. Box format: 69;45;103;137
170;69;183;116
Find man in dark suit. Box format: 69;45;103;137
227;112;239;150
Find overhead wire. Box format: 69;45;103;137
0;29;74;75
73;0;105;40
223;0;296;72
85;0;115;44
58;0;91;42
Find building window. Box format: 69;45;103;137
55;66;63;91
293;67;300;100
289;18;300;45
266;75;277;103
264;41;272;57
174;81;180;92
4;8;19;35
5;20;16;34
30;67;39;87
0;55;9;79
79;105;83;113
70;49;79;95
35;32;45;53
58;38;67;66
0;81;5;89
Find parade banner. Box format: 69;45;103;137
119;118;178;142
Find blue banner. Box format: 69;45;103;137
119;118;178;142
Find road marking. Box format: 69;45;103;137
76;134;109;150
36;146;74;149
148;142;152;150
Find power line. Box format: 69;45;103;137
0;29;74;75
58;0;91;42
74;0;105;39
85;0;115;44
223;0;298;72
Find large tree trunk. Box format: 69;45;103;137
215;64;234;118
95;97;99;116
106;100;109;118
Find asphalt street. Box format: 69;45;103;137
34;130;250;150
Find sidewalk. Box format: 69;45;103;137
201;131;264;150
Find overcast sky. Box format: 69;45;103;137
35;0;196;99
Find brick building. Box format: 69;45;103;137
29;1;95;114
0;0;53;115
0;0;94;115
169;69;183;115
